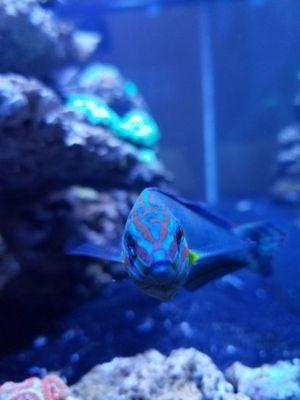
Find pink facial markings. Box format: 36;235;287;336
146;191;160;210
132;208;153;243
168;239;177;261
136;245;151;265
137;191;180;258
180;245;189;265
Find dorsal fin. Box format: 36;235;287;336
146;188;232;229
143;188;242;255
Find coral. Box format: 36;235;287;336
271;92;300;204
58;63;146;116
0;74;167;198
271;123;300;203
66;95;120;128
3;352;300;400
0;73;168;292
0;0;169;299
0;73;169;327
0;376;69;400
66;95;160;148
2;187;133;280
0;0;100;79
0;0;170;352
70;348;250;400
226;359;300;400
115;110;160;148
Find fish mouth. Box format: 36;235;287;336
139;282;180;301
149;261;178;284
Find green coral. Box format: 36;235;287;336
67;95;161;149
67;94;119;127
116;110;160;148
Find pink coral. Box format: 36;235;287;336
0;376;68;400
41;376;68;400
9;392;40;400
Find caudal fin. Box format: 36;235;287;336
233;222;285;274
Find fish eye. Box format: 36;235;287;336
176;227;184;247
126;233;137;261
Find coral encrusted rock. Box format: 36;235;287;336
70;348;250;400
0;73;168;299
226;359;300;400
58;63;146;116
1;187;132;288
272;123;300;204
0;74;167;198
0;0;100;79
0;0;169;336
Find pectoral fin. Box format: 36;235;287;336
184;247;249;291
66;241;123;263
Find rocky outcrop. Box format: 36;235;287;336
70;349;300;400
271;94;300;204
0;74;167;198
0;0;99;79
226;359;300;400
0;0;169;305
58;63;146;117
272;123;300;204
0;0;171;359
0;73;169;308
1;349;299;399
70;348;250;400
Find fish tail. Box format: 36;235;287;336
233;222;285;274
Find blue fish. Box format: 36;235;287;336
68;188;283;301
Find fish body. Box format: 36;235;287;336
68;188;283;301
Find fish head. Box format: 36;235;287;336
122;190;190;301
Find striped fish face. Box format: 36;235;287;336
122;190;190;301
